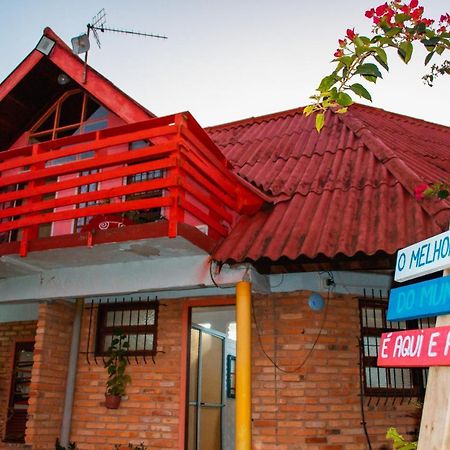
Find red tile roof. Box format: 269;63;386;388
207;104;450;264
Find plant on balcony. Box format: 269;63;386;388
104;329;131;409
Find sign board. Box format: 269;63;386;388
394;230;450;282
378;326;450;367
387;276;450;321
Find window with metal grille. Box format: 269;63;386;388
95;301;159;356
4;341;34;443
359;297;434;398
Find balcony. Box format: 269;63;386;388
0;112;263;276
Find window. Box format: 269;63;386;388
74;169;99;233
0;184;24;243
359;297;433;398
29;90;108;144
4;341;34;443
95;301;159;356
125;140;164;223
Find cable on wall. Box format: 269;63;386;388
252;273;334;373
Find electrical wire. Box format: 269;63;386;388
209;259;228;289
252;281;333;373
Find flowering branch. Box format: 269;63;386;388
305;1;450;132
414;181;450;201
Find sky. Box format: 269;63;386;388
0;0;449;127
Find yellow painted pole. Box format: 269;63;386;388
236;280;252;450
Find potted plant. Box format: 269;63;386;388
104;329;131;409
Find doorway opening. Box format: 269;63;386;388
187;305;236;450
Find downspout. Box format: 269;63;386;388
236;280;252;450
60;298;83;446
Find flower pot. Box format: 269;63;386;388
105;394;121;409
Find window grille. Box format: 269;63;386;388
359;294;434;398
84;297;159;365
95;300;159;358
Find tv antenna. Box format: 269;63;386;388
71;8;168;83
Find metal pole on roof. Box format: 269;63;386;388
235;280;252;450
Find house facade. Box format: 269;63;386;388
0;28;449;450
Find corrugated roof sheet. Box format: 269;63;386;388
207;104;450;263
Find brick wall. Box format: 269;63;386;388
25;301;76;450
251;291;420;450
16;292;420;450
0;321;36;450
69;299;183;450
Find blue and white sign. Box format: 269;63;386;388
387;276;450;321
395;230;450;282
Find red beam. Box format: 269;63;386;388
180;197;228;237
0;197;173;233
180;178;233;224
0;156;176;204
0;176;176;221
0;125;176;172
179;159;237;210
0;141;177;189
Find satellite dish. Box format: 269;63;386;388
71;34;90;55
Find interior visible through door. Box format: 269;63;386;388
187;305;236;450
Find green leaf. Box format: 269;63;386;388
421;37;440;46
336;107;348;114
362;74;378;83
349;83;372;101
356;63;383;78
424;51;435;66
374;55;389;72
373;47;388;67
336;92;353;107
385;27;402;37
303;105;315;117
395;13;410;23
435;44;445;55
398;41;413;64
438;190;449;199
414;22;426;34
339;55;354;68
318;75;337;92
315;113;325;132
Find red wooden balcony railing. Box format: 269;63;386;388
0;113;263;257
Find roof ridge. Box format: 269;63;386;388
352;103;450;131
206;106;305;131
338;109;450;228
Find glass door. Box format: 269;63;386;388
188;325;225;450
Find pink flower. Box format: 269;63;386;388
414;183;429;200
411;6;424;21
346;28;357;40
365;8;375;18
376;3;389;16
400;5;410;14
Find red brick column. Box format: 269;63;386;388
25;301;76;449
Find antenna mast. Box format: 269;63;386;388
70;8;168;83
